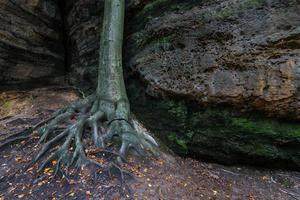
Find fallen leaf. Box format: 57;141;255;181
248;194;256;200
15;157;22;162
38;182;44;186
52;160;57;165
85;191;92;196
212;190;218;195
17;194;25;198
44;168;51;173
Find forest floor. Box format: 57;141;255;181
0;87;299;200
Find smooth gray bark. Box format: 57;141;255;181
97;0;127;102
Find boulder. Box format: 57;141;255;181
127;0;300;120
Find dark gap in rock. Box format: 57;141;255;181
57;0;69;79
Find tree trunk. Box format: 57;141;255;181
30;0;158;171
97;0;127;103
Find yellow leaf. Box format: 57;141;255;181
15;157;22;162
212;190;218;195
17;194;25;198
69;192;75;197
44;168;51;173
51;160;57;165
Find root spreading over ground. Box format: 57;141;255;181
34;94;158;173
1;93;158;179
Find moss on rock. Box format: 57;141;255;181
127;79;300;170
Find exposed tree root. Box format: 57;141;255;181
32;94;158;176
0;116;53;150
0;93;158;199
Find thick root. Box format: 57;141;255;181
34;94;159;174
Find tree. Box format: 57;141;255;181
27;0;158;171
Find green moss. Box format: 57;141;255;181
139;0;199;17
130;31;175;49
127;78;300;169
232;118;275;134
240;0;265;9
130;0;200;32
210;0;266;20
166;100;187;125
2;100;13;109
148;34;175;47
232;117;300;137
279;177;295;188
129;32;149;49
168;132;188;154
252;143;277;157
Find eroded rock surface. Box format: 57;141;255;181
127;0;300;120
0;0;64;85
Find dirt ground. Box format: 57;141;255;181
0;87;299;200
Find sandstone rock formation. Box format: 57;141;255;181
127;0;300;120
0;0;65;85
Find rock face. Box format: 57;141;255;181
127;0;300;121
129;88;300;170
0;0;65;85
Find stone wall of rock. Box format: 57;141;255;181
126;0;300;120
0;0;65;85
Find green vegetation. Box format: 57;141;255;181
2;100;13;109
129;31;175;50
213;0;266;20
128;80;300;169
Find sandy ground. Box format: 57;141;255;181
0;87;299;200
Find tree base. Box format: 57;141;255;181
33;94;158;174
